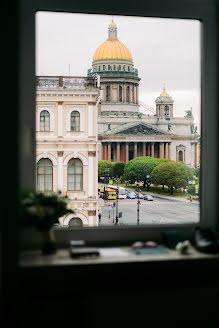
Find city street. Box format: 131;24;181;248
98;195;199;226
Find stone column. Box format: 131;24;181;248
129;85;132;103
58;102;63;137
134;142;138;158
147;143;151;157
117;143;120;162
117;85;119;102
143;142;146;157
194;143;197;167
102;143;105;160
159;143;164;159
125;143;129;163
164;143;167;159
107;143;111;162
104;143;108;161
123;84;126;103
168;143;171;160
57;151;63;194
136;86;139;104
151;143;155;158
110;84;113;102
133;85;136;103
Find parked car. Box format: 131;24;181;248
144;195;154;201
135;192;144;199
126;192;136;199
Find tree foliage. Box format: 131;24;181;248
112;161;126;179
123;157;160;184
151;161;193;194
98;160;113;180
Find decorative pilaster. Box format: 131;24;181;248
88;151;96;197
57;151;63;194
58;102;63;137
194;143;197;167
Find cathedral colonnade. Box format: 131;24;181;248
101;141;171;162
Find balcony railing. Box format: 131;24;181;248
36;76;97;89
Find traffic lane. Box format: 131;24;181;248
100;197;199;225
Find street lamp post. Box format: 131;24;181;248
115;177;119;225
137;183;140;225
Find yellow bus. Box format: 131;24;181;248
107;188;117;200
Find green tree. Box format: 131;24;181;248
187;185;196;196
98;160;113;181
151;161;193;195
112;161;126;179
123;157;160;189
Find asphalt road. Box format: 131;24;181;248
99;195;199;226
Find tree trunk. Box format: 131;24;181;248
170;186;174;195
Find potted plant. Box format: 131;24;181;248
19;190;74;254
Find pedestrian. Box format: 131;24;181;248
98;208;102;223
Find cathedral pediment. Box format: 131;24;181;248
100;121;170;137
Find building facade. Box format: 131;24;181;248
36;76;101;226
88;20;199;168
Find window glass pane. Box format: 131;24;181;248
68;166;74;174
45;175;52;190
37;175;44;191
37;166;44;174
40;121;45;131
68;175;74;183
46;166;52;174
68;182;74;190
76;166;82;173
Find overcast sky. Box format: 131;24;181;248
36;12;201;128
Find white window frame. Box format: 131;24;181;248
18;1;218;245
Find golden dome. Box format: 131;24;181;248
93;39;133;61
160;87;169;97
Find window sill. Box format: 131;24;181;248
19;245;219;268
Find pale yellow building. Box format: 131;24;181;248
36;76;101;226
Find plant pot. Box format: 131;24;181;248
40;228;57;255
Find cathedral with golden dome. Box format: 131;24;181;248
88;20;199;168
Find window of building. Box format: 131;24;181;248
123;65;126;71
40;110;50;131
118;65;121;71
164;105;169;116
178;150;183;161
69;217;83;227
67;158;83;191
128;66;130;71
103;65;106;71
70;111;80;131
119;86;123;102
106;85;110;101
37;158;53;191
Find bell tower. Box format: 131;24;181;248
155;86;174;118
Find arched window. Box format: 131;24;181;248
37;158;53;191
119;86;123;102
165;105;169;116
126;86;130;102
68;159;83;191
123;65;126;71
178;150;183;162
69;217;83;227
106;85;110;101
71;111;80;131
40;110;50;131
